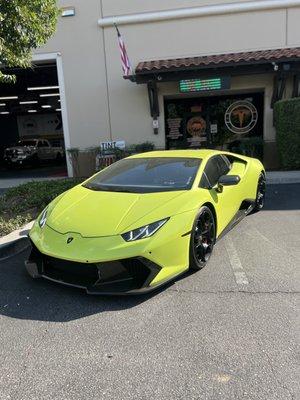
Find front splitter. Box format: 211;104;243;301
25;260;184;295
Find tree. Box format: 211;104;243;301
0;0;59;82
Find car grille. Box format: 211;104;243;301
43;257;99;287
28;242;161;293
5;149;17;157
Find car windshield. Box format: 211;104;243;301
18;140;37;146
83;157;202;193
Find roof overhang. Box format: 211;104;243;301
127;47;300;84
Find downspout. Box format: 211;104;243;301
98;0;300;27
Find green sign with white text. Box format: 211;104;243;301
179;77;230;93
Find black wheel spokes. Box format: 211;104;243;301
194;211;215;263
257;178;266;207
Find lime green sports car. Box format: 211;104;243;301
26;149;265;294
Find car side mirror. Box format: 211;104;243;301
217;175;240;192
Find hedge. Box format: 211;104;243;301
274;97;300;169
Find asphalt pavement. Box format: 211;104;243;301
0;184;299;400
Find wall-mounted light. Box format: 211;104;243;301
61;7;75;17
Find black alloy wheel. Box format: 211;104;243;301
189;206;216;271
254;173;266;211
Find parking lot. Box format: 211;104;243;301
0;183;299;400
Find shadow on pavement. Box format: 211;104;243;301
2;183;298;323
0;248;176;323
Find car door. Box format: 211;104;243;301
200;155;240;234
36;140;46;160
43;140;53;160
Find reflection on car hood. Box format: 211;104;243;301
46;184;187;237
6;146;34;151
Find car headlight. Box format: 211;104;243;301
121;218;169;242
39;207;48;228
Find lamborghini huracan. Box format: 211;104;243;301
26;149;265;294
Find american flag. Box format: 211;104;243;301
115;24;132;77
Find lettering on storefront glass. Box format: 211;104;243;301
186;116;207;147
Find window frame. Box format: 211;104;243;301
199;154;231;189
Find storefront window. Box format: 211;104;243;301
164;92;264;160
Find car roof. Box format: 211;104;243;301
129;149;221;160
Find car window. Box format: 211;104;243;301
217;155;231;177
37;141;44;148
18;140;37;147
43;141;50;147
83;157;202;193
200;155;231;189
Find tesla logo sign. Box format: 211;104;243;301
225;100;258;135
67;237;74;244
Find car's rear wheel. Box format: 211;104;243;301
253;173;266;212
189;206;216;271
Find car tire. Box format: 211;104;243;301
55;153;62;164
253;173;266;212
32;154;40;167
189;206;216;271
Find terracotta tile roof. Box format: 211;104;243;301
136;47;300;74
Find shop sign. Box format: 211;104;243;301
210;124;218;134
225;100;258;134
100;140;125;152
186;116;207;147
179;77;230;93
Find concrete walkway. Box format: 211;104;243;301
0;176;65;189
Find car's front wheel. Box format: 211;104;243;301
189;206;216;271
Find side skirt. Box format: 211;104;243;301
216;200;255;242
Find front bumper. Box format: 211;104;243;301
27;212;193;294
26;241;164;295
4;155;33;166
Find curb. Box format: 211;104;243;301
0;221;34;260
0;237;31;261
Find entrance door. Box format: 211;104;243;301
164;92;264;160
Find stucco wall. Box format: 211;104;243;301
35;0;111;149
34;1;300;170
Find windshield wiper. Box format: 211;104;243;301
83;183;136;193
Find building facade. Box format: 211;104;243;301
35;0;300;175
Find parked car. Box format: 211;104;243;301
26;149;265;295
4;139;64;167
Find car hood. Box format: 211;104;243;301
6;146;34;151
46;184;188;237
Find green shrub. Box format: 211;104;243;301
134;142;155;153
274;98;300;169
0;178;84;236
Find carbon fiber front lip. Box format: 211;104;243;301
25;241;165;295
25;259;184;295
